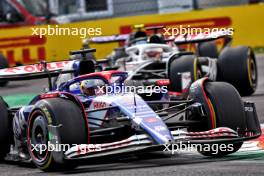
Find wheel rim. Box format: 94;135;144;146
29;113;49;163
247;56;257;89
193;58;202;81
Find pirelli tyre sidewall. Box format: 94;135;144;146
0;97;11;160
169;54;202;92
200;81;246;157
27;98;87;171
217;46;257;96
0;54;9;87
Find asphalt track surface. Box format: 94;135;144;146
0;55;264;176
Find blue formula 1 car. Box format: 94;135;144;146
0;49;261;171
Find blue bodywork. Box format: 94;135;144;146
16;60;174;145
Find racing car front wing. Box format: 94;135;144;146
64;127;259;160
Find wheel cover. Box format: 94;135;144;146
28;113;49;163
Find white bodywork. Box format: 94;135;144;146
117;44;178;78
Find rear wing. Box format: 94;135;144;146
0;61;74;81
90;29;232;44
168;30;232;45
89;34;129;44
0;49;100;82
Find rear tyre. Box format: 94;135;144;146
28;98;88;171
198;82;246;157
169;55;202;92
196;41;218;58
217;46;257;96
0;97;11;160
0;55;9;87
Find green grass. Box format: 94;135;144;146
3;94;37;107
253;47;264;54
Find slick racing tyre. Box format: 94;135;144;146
169;54;202;92
198;82;246;157
27;98;88;171
0;55;9;87
196;41;219;58
217;46;257;96
0;97;11;160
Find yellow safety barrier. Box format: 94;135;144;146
0;4;263;65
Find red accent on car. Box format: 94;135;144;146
144;117;158;123
156;79;170;86
168;91;183;96
40;93;59;99
199;78;216;129
78;71;127;82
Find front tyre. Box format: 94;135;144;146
198;82;246;156
27;98;88;171
217;46;257;96
0;97;11;160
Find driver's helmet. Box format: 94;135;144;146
80;80;96;96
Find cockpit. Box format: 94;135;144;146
57;71;128;97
